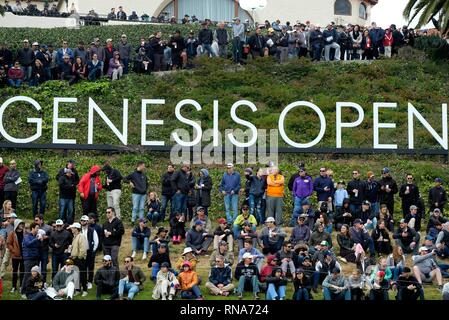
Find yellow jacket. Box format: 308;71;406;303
178;270;199;291
267;174;285;197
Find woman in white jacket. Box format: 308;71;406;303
152;262;179;300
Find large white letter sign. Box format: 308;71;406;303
0;96;42;143
336;102;364;148
53;97;77;144
408;103;448;150
278;101;326;148
141;99;165;146
172;99;202;147
227;100;258;148
373;102;397;149
88;98;128;145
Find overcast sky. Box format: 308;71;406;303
371;0;432;29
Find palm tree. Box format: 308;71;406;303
403;0;449;34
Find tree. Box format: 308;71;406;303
403;0;449;35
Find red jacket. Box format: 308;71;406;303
383;31;394;47
7;68;24;80
0;165;9;189
77;165;102;200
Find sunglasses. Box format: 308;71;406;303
407;177;413;180
320;170;326;172
352;172;358;174
124;260;131;263
106;211;112;213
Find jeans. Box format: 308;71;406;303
323;287;351;300
293;288;310;300
237;275;259;294
8;79;22;87
224;194;239;223
389;266;403;281
59;198;74;224
266;284;286;300
291;196;306;226
88;68;102;81
312;43;323;61
249;194;264;224
151;262;160;279
52;252;68;279
131;237;150;253
31;190;47;217
218;44;228;58
106;189;122;219
260;235;284;255
201;44;216;57
437;245;449;258
371;202;380;217
27;291;49;300
131;193;146;222
232;38;243;63
118;279;140;299
324;43;341;61
82;195;97;215
172;192;187;215
181;284;202;299
147;211;161;227
39;250;49;283
161;194;174;221
22;65;32;81
122;58;129;74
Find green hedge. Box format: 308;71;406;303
414;36;449;60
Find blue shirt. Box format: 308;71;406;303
219;172;241;194
334;189;349;207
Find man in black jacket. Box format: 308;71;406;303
28;160;49;217
94;254;120;300
102;207;125;267
248;28;266;59
396;267;424;300
124;161;148;223
347;170;365;214
57;168;77;224
309;25;324;61
198;22;216;57
205;255;234;296
276;26;289;64
49;219;73;278
393;219;420;254
161;164;175;221
56;160;79;221
235;252;260;299
214;23;229;59
17;39;34;81
378;167;398;215
428;178;446;214
149;32;166;71
102;161;123;219
171;163;194;217
399;173;420;218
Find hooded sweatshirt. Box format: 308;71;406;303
77;166;102;200
28;160;49;192
7;219;24;259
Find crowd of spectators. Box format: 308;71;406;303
1;0;65;17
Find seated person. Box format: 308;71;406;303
314;203;333;234
369;257;392;283
312;240;335;265
189;206;212;233
87;53;103;81
209;240;234;268
348;269;366;301
404;205;422;232
134;47;152;74
368;270;389;300
322;267;350;300
25;266;50;300
435;224;449;258
238;239;265;271
131;218;151;260
426;208;447;238
292;268;311;300
308;223;333;255
152;262;178;300
150;227;170;257
148;243;171;280
275;241;296;278
334;198;353;231
118;256;146;300
236;221;258;251
169;212;186;245
259;255;278;290
355;200;377;231
291;199;315;228
259;217;287;255
372;219;392;255
94;255;120;300
233;205;257;238
290;215;311;245
186;220;213;255
178;261;203;299
235;252;260;299
386;246;406;282
265;267;287;300
378;204;394;232
175;247;199;272
412;247;443;290
205;255;234;296
313;251;341;292
393;219;420;254
337;224;361;263
213;218;233;251
146;191;161;227
396;267;424;300
350;219;376;257
48;259;77;300
443;282;449;300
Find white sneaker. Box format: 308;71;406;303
87;282;93;290
131;251;136;258
168;294;173;300
82;291;88;297
21;294;27;299
142;253;147;260
10;287;16;293
162;295;167;300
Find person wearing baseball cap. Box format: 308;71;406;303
429;177;446;214
404;203;422;232
313;252;342;293
79;214;99;289
379;167;398;215
394;218;420;254
349;218;376;258
396;266;423;301
131;218;151;261
291;167;313;225
186;219;213;255
148;242;170;280
412;246;443;290
49;258;77;300
209;239;234;267
235;251;260;299
213;218;233;253
190;206;212;233
94;254;120;300
233;204;257;238
260;217;287;255
67;221;88;296
219;162;241;224
56;160;79;223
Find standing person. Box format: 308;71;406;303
80;215;99;290
6;219;24;293
161;164;175;221
118;34;131;74
378;167;398;216
102;207;125;268
102;161;122;219
49;219;72;279
428;178;446;214
220;163;241;224
171;164;195;219
195;169;212;215
103;39;116;76
4;159;21;210
124;161;149;223
118;256;146;300
56;40;74;68
248;28;266;59
28;160;49;217
33;215;51;284
169;30;187;70
20;222;43;296
314;167;335;211
74;41;89;64
0;157;9;207
16;39;34;81
198;22;216;57
57;168;77;224
232;18;245;63
383;28;394;58
56;160;79;221
149;32;166;71
214;22;229;59
248;167;266;224
347;169;365;214
310;25;324;61
361;30;374;60
266;166;285;226
292;167;313;222
365;171;380;217
67;222;88;297
78;165;102;216
399;173;420;218
90;38;105;75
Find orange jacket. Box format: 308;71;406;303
77;166;103;200
178;270;198;291
266;174;284;197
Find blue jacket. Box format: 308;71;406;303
313;175;334;201
209;265;232;286
28;167;49;192
219;172;241;194
369;28;385;45
323;28;339;45
56;48;74;67
22;233;41;260
248;175;265;196
132;226;151;239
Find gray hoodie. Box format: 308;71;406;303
412;252;438;274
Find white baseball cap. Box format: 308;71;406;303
182;247;193;255
242;252;253;259
419;246;430;253
226;163;234;168
80;215;89;221
266;217;275;223
67;222;81;229
55;219;64;226
103;255;112;261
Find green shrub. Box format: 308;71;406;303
414;36;449;60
